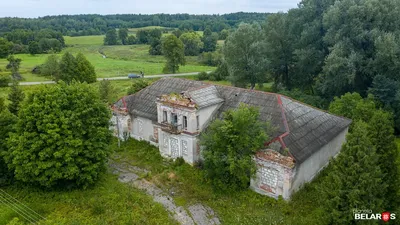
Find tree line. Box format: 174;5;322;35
0;12;269;36
0;29;65;57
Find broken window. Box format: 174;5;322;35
183;116;187;130
171;113;178;125
163;111;167;122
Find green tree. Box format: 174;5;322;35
0;110;17;186
99;79;115;104
28;41;40;55
59;52;78;83
7;80;25;115
41;54;60;79
0;97;4;112
329;92;376;125
323;121;384;224
118;28;129;45
6;55;22;80
0;37;13;58
126;35;137;45
0;75;11;87
318;0;400;98
264;13;294;90
218;29;229;40
76;52;97;83
179;32;203;56
127;79;150;95
161;35;186;74
368;110;400;209
201;31;218;52
149;38;162;55
0;108;17;186
224;23;268;89
6;82;112;188
200;103;270;190
104;29;118;45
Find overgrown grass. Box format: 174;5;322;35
111;138;329;225
0;173;176;225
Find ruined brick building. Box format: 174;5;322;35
111;78;351;199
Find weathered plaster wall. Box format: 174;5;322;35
290;127;348;193
196;104;221;131
131;116;155;143
110;114;131;140
158;130;199;164
250;152;295;200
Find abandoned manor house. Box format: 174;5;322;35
111;77;351;199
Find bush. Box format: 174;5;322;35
5;82;112;188
127;79;150;95
197;71;209;81
198;52;221;66
0;74;10;87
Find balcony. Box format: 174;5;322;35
160;122;183;134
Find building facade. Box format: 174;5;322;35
111;78;351;199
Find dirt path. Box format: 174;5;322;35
109;160;220;225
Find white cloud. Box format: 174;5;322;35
0;0;300;18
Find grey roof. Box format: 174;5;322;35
187;85;224;109
121;77;351;164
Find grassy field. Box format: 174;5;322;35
0;34;215;82
106;138;327;225
0;172;176;225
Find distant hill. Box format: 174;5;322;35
0;12;271;36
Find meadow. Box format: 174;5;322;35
0;30;215;82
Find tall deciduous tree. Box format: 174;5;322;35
41;54;61;79
179;32;203;56
59;52;78;83
161;35;185;74
6;82;112;188
201;28;218;52
264;13;294;90
368;110;400;209
118;28;128;45
0;37;13;58
99;79;115;104
104;29;118;45
7;80;25;116
0;109;17;185
76;52;97;83
6;55;22;80
224;23;268;89
200;103;270;190
323;121;384;224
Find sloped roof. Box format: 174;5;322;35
187;85;224;109
121;77;351;164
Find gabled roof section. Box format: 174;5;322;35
187;85;224;109
122;77;352;164
281;96;351;163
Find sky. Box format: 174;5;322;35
0;0;300;18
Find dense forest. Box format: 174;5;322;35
220;0;400;133
0;12;269;36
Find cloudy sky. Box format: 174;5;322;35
0;0;300;18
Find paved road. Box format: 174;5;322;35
16;72;204;86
